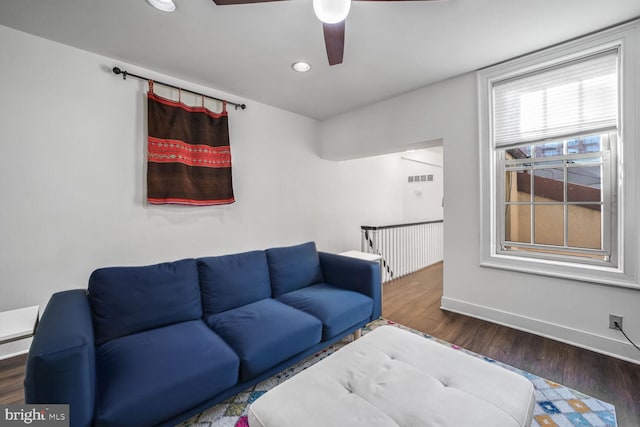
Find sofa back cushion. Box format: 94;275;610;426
266;242;324;297
88;258;202;345
198;250;272;315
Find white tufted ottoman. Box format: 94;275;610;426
248;325;535;427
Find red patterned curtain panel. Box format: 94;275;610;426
146;83;235;206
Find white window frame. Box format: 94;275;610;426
497;134;615;265
478;20;640;288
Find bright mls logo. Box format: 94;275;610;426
1;405;68;427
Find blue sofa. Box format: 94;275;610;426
24;242;381;427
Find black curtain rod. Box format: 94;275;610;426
112;66;246;110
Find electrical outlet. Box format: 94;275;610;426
609;314;623;330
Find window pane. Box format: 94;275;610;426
506;145;532;159
567;166;602;202
534;204;564;246
505;170;530;202
533;168;564;202
535;141;564;157
567;135;602;154
505;205;531;243
568;204;602;249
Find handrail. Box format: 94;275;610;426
361;219;443;231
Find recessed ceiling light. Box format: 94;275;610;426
292;62;311;73
146;0;176;12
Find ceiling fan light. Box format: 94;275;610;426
313;0;351;24
146;0;176;12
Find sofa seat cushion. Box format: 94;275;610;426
95;320;239;427
89;258;202;345
205;299;322;382
266;242;324;297
277;284;373;340
198;250;272;315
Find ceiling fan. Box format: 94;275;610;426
211;0;441;66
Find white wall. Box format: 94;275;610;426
0;25;409;316
401;148;443;223
319;54;640;362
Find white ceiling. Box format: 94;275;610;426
1;0;639;120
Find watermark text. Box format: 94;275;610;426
1;405;68;427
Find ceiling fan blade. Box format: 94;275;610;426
212;0;286;5
323;21;345;66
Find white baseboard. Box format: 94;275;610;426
441;296;640;365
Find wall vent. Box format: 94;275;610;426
407;174;433;183
407;174;435;183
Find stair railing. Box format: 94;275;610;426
360;220;443;283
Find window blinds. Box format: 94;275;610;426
493;48;619;148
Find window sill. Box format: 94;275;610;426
480;255;638;290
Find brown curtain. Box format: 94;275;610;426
146;82;235;205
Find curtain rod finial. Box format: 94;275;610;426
112;67;127;80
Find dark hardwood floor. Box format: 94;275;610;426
0;353;27;405
382;262;640;427
2;263;639;426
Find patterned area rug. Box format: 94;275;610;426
179;319;617;427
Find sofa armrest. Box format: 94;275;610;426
319;252;381;320
25;289;96;427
